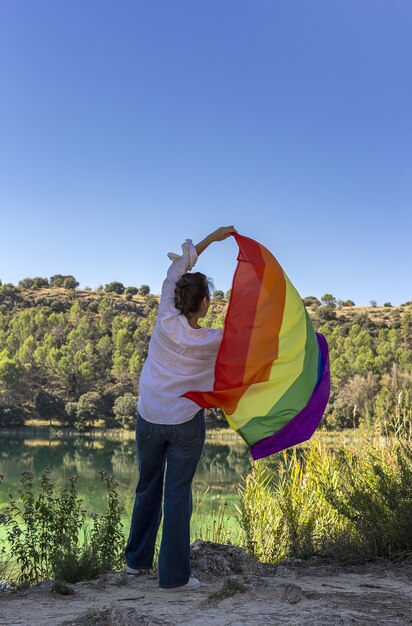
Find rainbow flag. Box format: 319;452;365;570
183;233;330;460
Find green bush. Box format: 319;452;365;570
238;438;412;563
0;404;25;427
321;442;412;558
1;469;125;585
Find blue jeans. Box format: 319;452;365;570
124;409;205;588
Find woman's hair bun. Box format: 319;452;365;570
175;272;210;318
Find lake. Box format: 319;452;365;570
0;428;253;544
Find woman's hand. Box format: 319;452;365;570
211;226;236;241
196;226;236;256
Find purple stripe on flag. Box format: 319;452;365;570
250;333;330;460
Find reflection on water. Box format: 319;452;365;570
0;430;252;534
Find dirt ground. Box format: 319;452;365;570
1;541;412;626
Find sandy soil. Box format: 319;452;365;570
1;541;411;626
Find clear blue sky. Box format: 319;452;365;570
0;1;411;305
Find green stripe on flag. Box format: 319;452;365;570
237;311;319;447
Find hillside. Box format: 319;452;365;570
0;283;409;320
0;284;410;432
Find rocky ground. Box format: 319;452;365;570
1;541;412;626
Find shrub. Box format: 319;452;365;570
139;284;151;296
18;278;35;289
315;306;337;322
105;282;125;295
1;469;125;585
238;438;412;563
303;296;321;307
0;404;25;427
63;276;79;290
32;277;49;289
0;283;18;298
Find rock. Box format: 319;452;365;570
240;574;270;589
275;565;296;578
278;582;304;604
97;572;129;586
190;540;267;579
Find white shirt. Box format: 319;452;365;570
137;240;223;424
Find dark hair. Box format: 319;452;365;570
175;272;211;318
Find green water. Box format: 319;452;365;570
0;429;252;543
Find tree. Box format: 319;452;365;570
105;282;125;295
35;390;65;426
0;404;25;427
129;353;144;392
32;277;49;289
64;401;78;427
330;373;377;429
96;335;113;377
321;294;336;308
125;286;139;295
213;290;225;301
76;392;105;430
98;299;115;334
50;274;66;288
303;296;321;307
139;284;151;296
0;351;23;404
63;276;79;289
225;289;232;301
343;300;355;307
370;300;377;307
383;302;392;307
18;277;35;289
0;352;21;385
113;393;138;429
0;282;15;292
50;274;64;289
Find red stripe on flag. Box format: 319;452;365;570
214;234;265;390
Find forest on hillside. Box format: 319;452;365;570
0;279;411;432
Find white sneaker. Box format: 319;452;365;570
160;577;200;591
125;565;150;575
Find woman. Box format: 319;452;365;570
125;226;235;591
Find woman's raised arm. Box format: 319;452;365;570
195;226;236;256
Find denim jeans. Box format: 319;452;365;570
124;409;205;588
